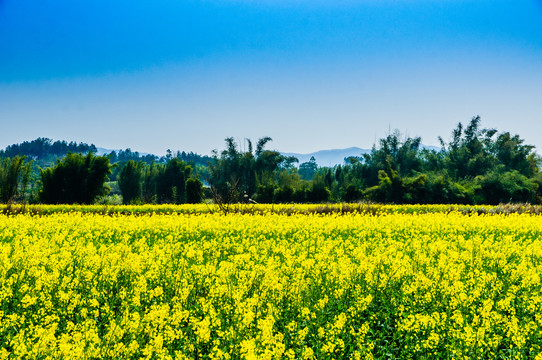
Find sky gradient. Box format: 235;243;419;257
1;0;542;155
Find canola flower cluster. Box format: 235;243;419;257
1;208;542;359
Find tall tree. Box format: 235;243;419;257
438;116;496;179
208;137;297;204
362;131;423;186
491;132;539;177
186;178;204;204
39;153;113;204
298;156;318;180
156;158;191;204
142;161;158;203
118;160;144;204
0;156;32;203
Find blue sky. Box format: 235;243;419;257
1;0;542;155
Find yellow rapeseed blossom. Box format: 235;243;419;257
0;207;542;358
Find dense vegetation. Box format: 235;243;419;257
0;157;31;203
1;116;541;205
0;139;209;204
39;153;113;204
205;116;542;205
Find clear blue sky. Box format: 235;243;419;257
1;0;542;155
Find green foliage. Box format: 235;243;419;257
365;167;404;203
307;178;331;202
420;173;472;204
106;148;211;168
343;184;362;202
444;120;490;177
117;160;143;204
94;194;123;205
141;161;158;203
186;178;204;204
207;138;245;204
156;158;191;204
0;156;32;203
208;137;296;204
298;156;318;180
354;117;541;204
492;132;539;177
475;169;538;205
39;153;113;204
365;163;473;205
274;185;295;203
116;159;204;205
254;184;276;203
4;116;542;205
0;137;96;160
203;120;542;205
362;131;423;186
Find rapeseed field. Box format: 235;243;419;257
1;207;542;359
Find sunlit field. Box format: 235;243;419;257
1;206;542;359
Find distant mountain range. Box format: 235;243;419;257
0;139;439;169
282;145;441;167
95;147;117;156
281;147;370;167
95;147;153;157
96;146;441;168
0;137;444;168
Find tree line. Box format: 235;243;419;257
205;117;542;205
0;137;211;168
1;116;541;205
0;138;97;160
0;153;205;205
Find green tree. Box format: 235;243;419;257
207;137;294;204
362;131;423;186
208;138;244;204
274;169;301;203
186;177;204;204
39;153;112;204
142;161;158;203
365;165;404;203
306;173;331;202
438;116;496;179
336;159;367;202
343;184;362;202
475;169;538;205
491;132;539;177
118;160;143;204
0;156;32;203
298;156;318;180
156;158;191;204
420;174;471;204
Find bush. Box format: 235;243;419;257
254;184;276;203
475;170;538;204
274;186;294;203
186;178;204;204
